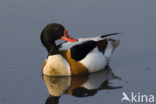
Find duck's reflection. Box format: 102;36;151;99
43;65;121;104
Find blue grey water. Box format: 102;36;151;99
0;0;156;104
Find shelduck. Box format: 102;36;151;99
40;23;120;76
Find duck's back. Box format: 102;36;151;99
59;39;114;74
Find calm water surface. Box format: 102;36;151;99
1;0;156;104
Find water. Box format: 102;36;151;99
1;0;156;104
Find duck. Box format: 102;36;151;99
40;23;120;76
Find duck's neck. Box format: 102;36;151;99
48;42;59;55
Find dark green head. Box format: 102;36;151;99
40;23;65;52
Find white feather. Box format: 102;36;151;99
80;48;108;72
60;36;106;50
60;41;83;50
80;41;114;73
78;36;102;41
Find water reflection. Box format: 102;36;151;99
42;65;121;104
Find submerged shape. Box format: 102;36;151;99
43;65;121;104
41;23;120;76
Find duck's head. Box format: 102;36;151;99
41;23;77;52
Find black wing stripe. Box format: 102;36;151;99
101;33;120;38
70;41;96;61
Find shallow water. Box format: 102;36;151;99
1;0;156;104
